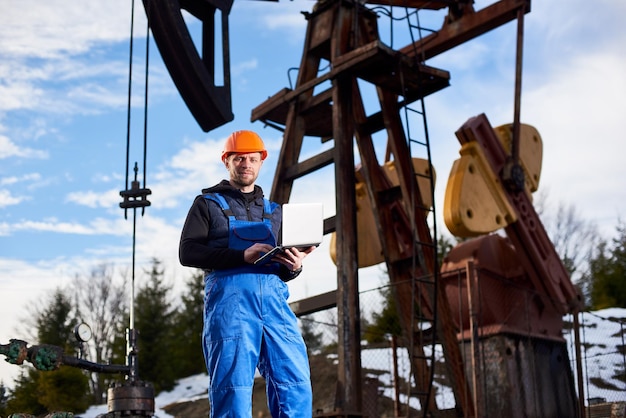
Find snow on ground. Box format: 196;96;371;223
78;374;210;418
79;308;625;416
566;308;626;404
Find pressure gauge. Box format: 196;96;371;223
74;322;92;343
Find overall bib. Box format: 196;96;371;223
202;193;312;418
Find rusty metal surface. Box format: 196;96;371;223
107;381;155;415
441;234;565;340
0;339;28;365
459;334;578;418
400;0;530;61
443;115;582;416
454;114;583;315
251;42;450;137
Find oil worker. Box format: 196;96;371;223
179;130;315;417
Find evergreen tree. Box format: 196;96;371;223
133;258;177;393
37;288;78;346
6;289;90;414
584;221;626;309
300;317;324;355
0;381;8;416
437;233;456;264
6;369;43;415
171;270;206;378
363;286;403;344
37;367;91;412
363;235;453;346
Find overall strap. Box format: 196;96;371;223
262;199;279;227
203;193;236;222
204;192;277;226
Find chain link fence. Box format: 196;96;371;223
565;310;626;410
298;275;626;417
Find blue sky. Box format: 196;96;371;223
1;0;625;385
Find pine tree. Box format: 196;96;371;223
6;369;43;415
171;270;206;378
585;221;626;309
37;288;78;346
300;317;324;355
363;286;403;345
133;258;177;393
0;381;8;416
6;288;90;414
363;234;453;346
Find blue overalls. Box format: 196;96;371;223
202;193;312;418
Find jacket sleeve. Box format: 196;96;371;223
178;196;245;270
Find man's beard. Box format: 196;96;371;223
232;172;256;188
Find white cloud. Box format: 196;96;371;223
65;188;122;209
0;190;24;208
66;136;238;212
429;41;491;73
0;135;48;159
528;0;626;49
150;138;227;208
91;172;123;184
0;1;137;59
0;79;45;111
0;62;129;116
134;215;186;274
521;46;626;236
232;0;310;33
232;59;259;77
0;2;157;119
0;173;41;186
2;217;131;236
263;11;308;32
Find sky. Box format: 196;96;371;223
1;0;625;386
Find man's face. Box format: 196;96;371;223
225;152;264;190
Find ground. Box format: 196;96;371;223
161;354;399;418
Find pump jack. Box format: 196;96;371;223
141;0;585;416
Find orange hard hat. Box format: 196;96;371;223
221;130;268;161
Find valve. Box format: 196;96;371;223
28;344;63;371
1;339;28;365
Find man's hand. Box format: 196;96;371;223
273;246;315;272
244;243;276;264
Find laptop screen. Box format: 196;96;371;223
281;203;324;248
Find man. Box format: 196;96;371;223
179;130;315;417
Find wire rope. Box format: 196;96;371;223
121;0;152;381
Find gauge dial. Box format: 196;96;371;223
74;322;92;342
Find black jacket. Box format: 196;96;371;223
179;180;299;281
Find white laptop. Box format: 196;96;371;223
254;202;324;265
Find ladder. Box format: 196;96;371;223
251;0;470;415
